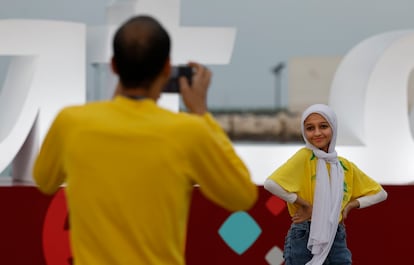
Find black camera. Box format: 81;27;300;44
163;65;193;93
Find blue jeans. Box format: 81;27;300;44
283;221;352;265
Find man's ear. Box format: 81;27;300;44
163;58;171;78
111;57;118;74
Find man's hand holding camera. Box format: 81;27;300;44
180;62;211;116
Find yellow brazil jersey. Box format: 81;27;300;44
267;148;382;221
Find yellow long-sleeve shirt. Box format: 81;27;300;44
33;96;258;265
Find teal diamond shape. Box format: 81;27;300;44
218;211;262;255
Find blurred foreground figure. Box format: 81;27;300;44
33;15;258;265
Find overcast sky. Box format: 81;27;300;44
1;0;414;109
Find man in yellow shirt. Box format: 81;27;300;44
33;15;258;265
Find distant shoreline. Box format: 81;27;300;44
212;110;303;143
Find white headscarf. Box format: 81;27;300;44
301;104;344;265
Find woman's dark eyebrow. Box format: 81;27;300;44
304;122;329;127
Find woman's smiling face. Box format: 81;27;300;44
303;113;332;152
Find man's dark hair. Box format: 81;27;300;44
113;15;171;89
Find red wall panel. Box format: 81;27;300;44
0;185;407;264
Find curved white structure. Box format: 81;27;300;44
0;20;85;183
328;30;414;184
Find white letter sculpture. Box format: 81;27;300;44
0;20;85;184
329;30;414;184
87;0;236;110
